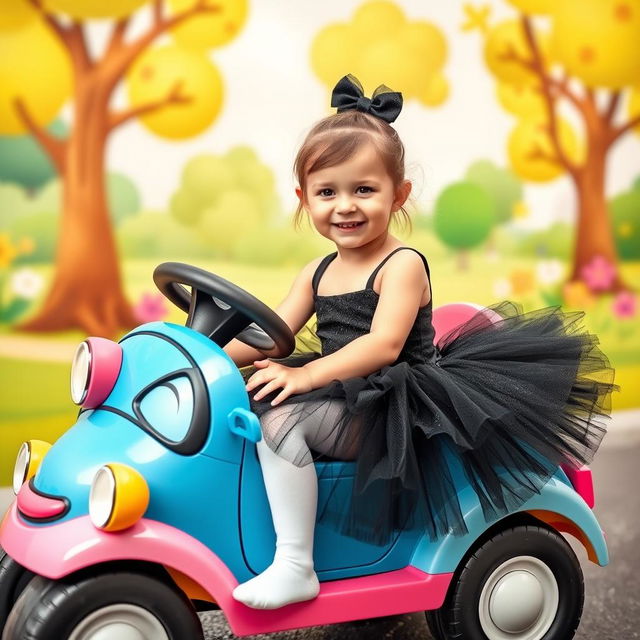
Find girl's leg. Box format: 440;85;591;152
232;400;354;609
232;436;320;609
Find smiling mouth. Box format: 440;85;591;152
333;222;365;229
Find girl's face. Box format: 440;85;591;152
299;144;410;251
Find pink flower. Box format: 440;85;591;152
612;291;636;319
134;292;168;323
580;255;616;292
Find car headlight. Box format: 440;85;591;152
70;341;91;404
89;463;149;532
13;440;51;495
71;338;123;408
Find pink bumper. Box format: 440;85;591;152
561;463;595;508
0;504;453;636
0;503;237;613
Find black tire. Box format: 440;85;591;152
0;549;35;634
425;609;446;640
2;571;204;640
426;524;584;640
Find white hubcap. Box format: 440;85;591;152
478;556;559;640
67;604;170;640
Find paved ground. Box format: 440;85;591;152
1;411;639;639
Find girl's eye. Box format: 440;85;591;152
356;186;373;194
318;188;334;197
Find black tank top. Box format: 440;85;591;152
311;247;437;366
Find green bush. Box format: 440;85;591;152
117;211;211;260
232;223;332;266
512;222;574;259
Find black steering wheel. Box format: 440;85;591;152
153;262;295;358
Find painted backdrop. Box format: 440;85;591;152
0;0;639;484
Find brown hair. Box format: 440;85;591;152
293;110;411;231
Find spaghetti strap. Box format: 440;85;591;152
312;252;338;295
365;247;431;290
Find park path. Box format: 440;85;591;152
0;335;76;363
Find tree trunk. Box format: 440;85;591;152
19;84;137;338
456;249;470;271
568;127;626;292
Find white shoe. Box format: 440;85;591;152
233;439;320;609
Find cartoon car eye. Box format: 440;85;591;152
134;375;195;443
70;338;123;408
12;440;51;495
89;463;149;532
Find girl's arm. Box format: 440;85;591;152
303;250;430;386
223;258;321;368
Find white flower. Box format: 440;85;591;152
493;277;512;299
10;268;44;300
536;259;563;286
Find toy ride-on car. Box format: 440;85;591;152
0;262;607;640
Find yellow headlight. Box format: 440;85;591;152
13;440;51;495
89;463;149;532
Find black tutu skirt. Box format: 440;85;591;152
244;302;616;545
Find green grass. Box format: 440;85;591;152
1;253;638;485
0;357;78;484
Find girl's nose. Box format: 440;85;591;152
335;195;356;213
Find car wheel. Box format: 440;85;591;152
425;608;446;640
0;549;35;633
2;571;204;640
425;524;584;640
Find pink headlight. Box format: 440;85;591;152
71;337;123;408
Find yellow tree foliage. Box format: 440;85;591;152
43;0;147;19
508;118;582;181
127;45;223;138
506;0;553;14
168;0;248;50
0;18;72;133
484;20;548;85
496;82;545;118
311;1;449;108
551;0;640;89
0;0;37;29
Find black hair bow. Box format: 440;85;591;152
331;74;403;123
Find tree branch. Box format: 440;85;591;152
603;90;621;124
14;98;66;174
585;86;596;105
609;113;640;146
27;0;93;74
520;15;579;177
496;42;536;72
67;21;93;72
527;141;561;166
108;80;192;131
153;0;163;26
26;0;68;42
545;75;584;112
106;17;130;57
104;0;220;87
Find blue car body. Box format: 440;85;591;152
28;320;608;587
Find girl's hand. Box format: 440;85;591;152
246;360;313;406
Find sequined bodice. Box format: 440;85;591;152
312;249;437;366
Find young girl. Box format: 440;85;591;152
224;74;615;610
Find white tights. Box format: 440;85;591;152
232;400;358;609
